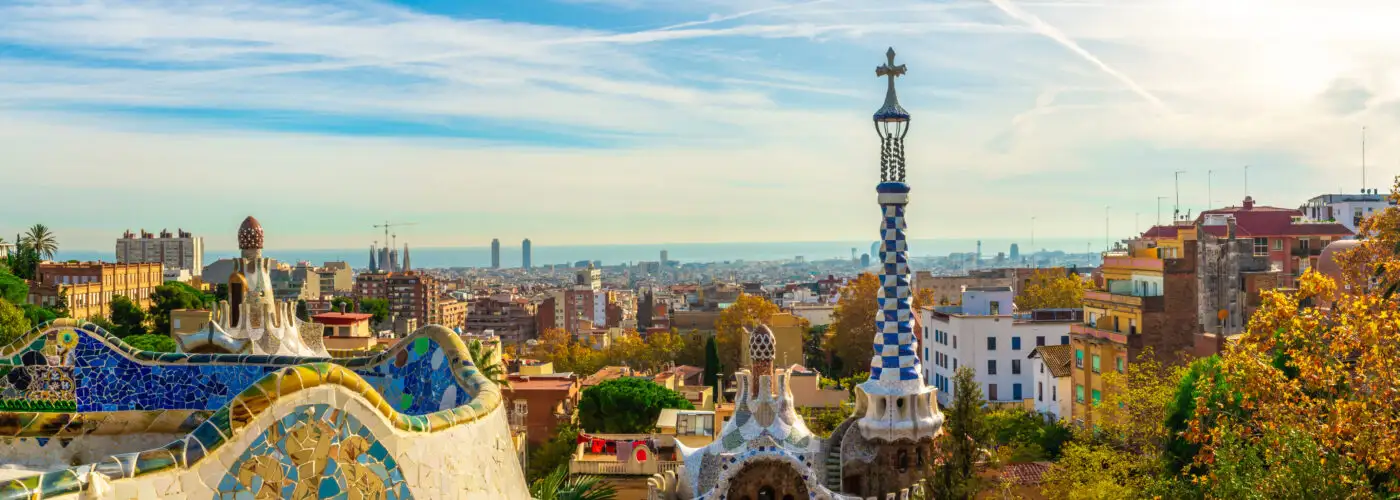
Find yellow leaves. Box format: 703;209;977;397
827;273;881;378
1015;269;1087;311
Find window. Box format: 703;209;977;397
1076;385;1084;403
1036;336;1045;346
1273;239;1283;251
988;383;998;401
1060;335;1069;345
1013;383;1023;400
1092;354;1101;373
1012;359;1021;375
987;360;997;375
1011;337;1022;350
924;347;929;361
1116;357;1124;373
990;301;1000;315
1129;318;1137;335
1092;389;1102;405
953;336;957;348
1300;239;1310;251
1253;237;1268;256
953;358;957;370
1038;382;1043;401
1039;362;1044;374
1075;349;1084;368
987;337;996;350
1052;385;1057;401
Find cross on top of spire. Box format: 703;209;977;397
873;47;910;123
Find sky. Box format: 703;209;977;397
3;0;1400;252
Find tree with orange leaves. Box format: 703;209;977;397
826;273;879;378
1179;177;1400;496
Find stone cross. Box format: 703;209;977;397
876;47;907;87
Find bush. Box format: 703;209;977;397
124;333;177;352
578;378;693;433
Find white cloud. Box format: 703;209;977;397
5;0;1400;251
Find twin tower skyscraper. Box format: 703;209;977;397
490;238;531;269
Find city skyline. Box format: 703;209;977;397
5;0;1399;251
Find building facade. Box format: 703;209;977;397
921;287;1078;406
521;238;532;269
1144;196;1352;278
466;292;539;344
28;261;163;320
1300;190;1395;233
116;228;204;273
491;238;501;269
1027;344;1073;420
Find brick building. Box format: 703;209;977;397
502;371;580;446
353;271;440;326
465;292;538;344
28;261;163;320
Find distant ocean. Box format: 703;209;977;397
55;238;1097;269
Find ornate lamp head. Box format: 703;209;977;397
873;47;910;140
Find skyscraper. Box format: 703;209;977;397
490;238;501;269
660;249;668;266
1010;243;1020;262
521;239;532;269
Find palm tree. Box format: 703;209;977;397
529;465;616;500
22;224;57;261
467;339;510;389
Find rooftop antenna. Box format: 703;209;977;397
1243;165;1250;197
1156;196;1168;226
1174;170;1186;221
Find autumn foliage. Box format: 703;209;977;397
826;273;879;378
1014;269;1086;311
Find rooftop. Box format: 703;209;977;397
1028;344;1074;378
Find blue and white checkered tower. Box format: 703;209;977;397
856;48;944;443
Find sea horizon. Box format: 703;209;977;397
51;237;1102;269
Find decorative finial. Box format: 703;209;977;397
874;47;910;123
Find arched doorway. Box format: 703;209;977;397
726;459;810;500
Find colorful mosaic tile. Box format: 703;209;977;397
216;403;412;500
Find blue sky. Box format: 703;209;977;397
3;0;1398;252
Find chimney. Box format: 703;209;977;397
340;302;347;314
1242;196;1255;209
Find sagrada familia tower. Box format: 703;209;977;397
650;47;945;500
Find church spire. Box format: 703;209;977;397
403;243;411;272
369;244;378;272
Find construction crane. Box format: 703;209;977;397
372;221;417;251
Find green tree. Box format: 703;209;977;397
359;298;390;325
0;268;28;305
0;298;32;347
213;283;229;302
578;378;694;433
930;366;992;500
703;335;720;388
827;273;879;378
123;333;177;352
295;299;309;321
86;315;117;333
467;339;510;389
21;304;56;327
109;295;147;338
149;282;212;334
22;224;58;260
51;288;70;319
5;244;40;280
528;423;580;483
529;464;617;500
330;296;355;314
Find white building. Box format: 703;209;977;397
1300;191;1395;234
116;228;204;273
920;286;1078;406
1027;344;1073;420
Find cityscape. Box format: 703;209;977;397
3;1;1400;499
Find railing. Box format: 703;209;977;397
569;460;685;476
1084;290;1142;306
1101;256;1163;272
1071;323;1129;344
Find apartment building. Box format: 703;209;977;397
115;228;204;273
28;261;163;320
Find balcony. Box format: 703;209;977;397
1101;256;1163;272
1083;290;1164;312
1291;247;1323;258
569;459;684;476
1071;323;1128;344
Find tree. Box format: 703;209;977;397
930;366;992;499
826;273;879;378
528;424;581;483
123;333;177;352
213;283;229;302
578;378;693;433
4;244;40;280
714;293;778;376
804;324;830;373
467;339;510;389
0;268;28;305
674;330;708;368
149;282;212;334
51;288;70;318
86;315;116;333
330;296;354;314
702;335;720;389
1015;269;1085;311
0;298;31;348
529;464;617;500
21;304;56;327
22;224;58;260
295;299;309;321
359;298;390;326
109;295;147;338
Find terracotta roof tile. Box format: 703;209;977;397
1029;344;1073;378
